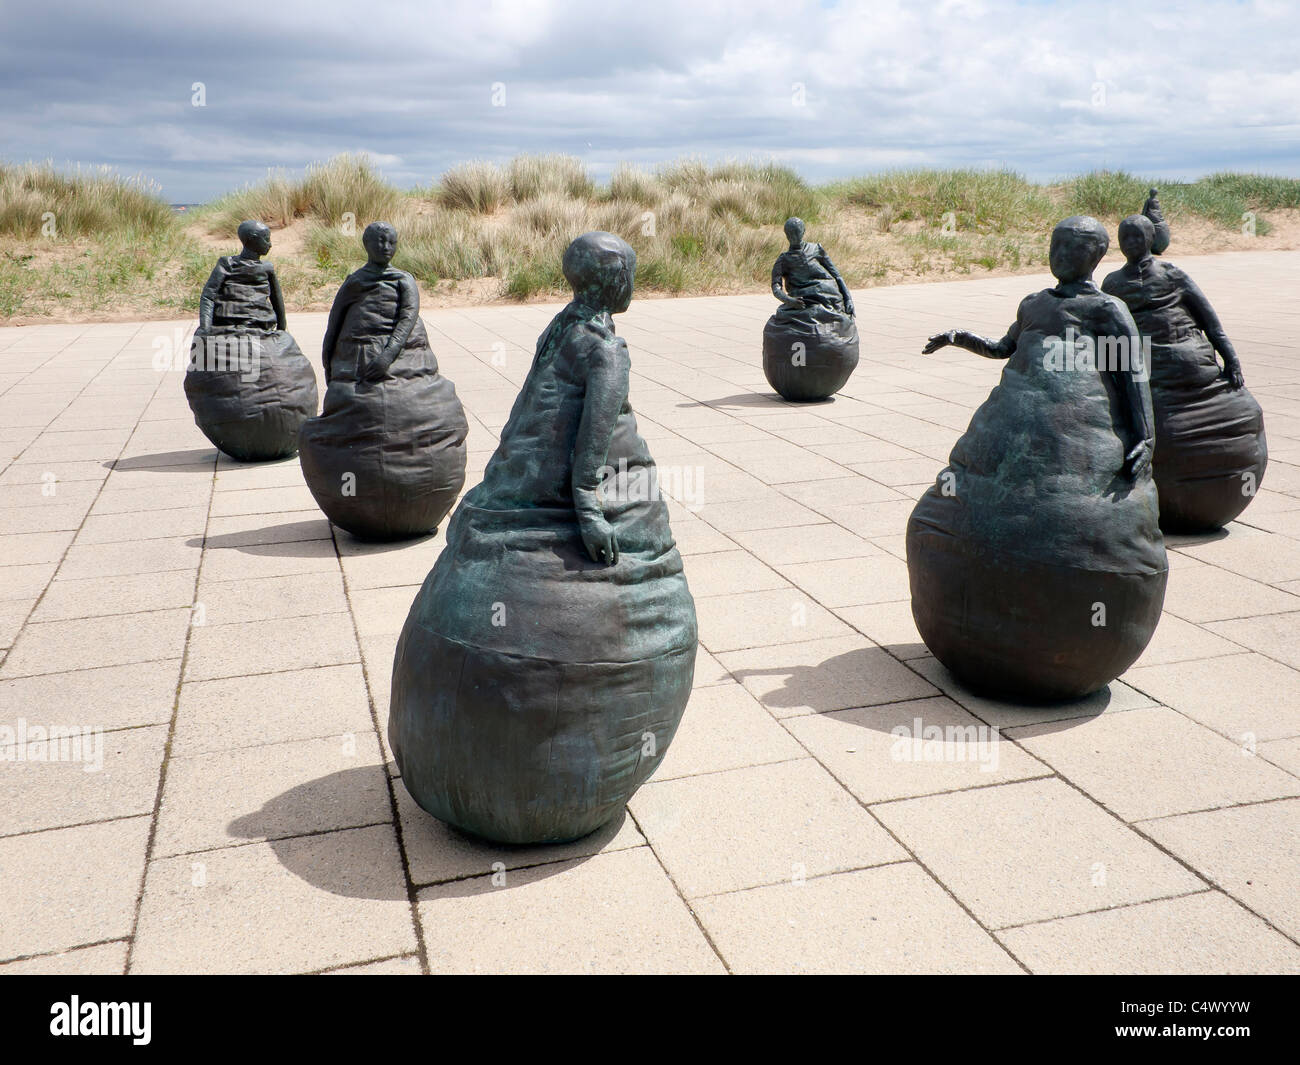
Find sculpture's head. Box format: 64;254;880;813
783;217;805;245
237;219;272;257
1118;214;1156;264
1049;216;1109;284
362;221;398;266
563;231;636;314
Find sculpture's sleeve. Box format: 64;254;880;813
266;263;287;331
1105;302;1153;449
197;259;228;334
818;247;854;312
321;278;354;384
771;255;790;302
951;320;1019;360
571;332;630;524
1143;189;1171;255
1178;269;1241;368
382;274;420;362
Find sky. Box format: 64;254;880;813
2;0;1298;203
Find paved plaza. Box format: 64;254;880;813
1;250;1298;974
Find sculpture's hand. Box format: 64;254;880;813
1123;439;1152;481
1222;361;1245;390
844;299;856;317
361;348;394;383
922;331;956;354
579;513;619;565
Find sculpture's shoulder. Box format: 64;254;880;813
1017;289;1051;318
1158;261;1192;287
568;315;628;370
1095;288;1138;328
1099;265;1127;295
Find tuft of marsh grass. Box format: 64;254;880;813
0;162;175;239
438;161;510;214
827;168;1056;234
508;155;594;202
200;154;400;234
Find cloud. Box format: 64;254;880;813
1;0;1297;201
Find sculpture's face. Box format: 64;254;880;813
250;230;272;256
363;224;398;264
607;247;636;313
1049;219;1106;283
1118;217;1154;263
784;217;805;244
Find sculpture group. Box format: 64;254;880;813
183;196;1266;841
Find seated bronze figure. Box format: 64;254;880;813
184;220;317;462
761;217;859;401
1102;210;1267;531
389;232;697;844
907;217;1167;701
297;222;468;541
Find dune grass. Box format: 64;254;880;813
2;154;1298;320
0;162;175;239
200;154;402;233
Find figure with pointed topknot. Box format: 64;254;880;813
1102;211;1267;532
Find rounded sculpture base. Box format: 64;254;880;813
184;331;318;462
389;500;697;845
297;425;466;542
1153;389;1268;534
297;371;467;542
391;630;694;844
761;312;859;402
907;529;1167;702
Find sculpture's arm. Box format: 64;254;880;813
923;322;1019;359
364;274;419;381
1179;270;1244;388
1105;304;1154;479
771;258;800;306
817;248;854;315
197;260;228;335
1143;188;1171;256
266;263;287;331
321;280;353;385
571;332;630;565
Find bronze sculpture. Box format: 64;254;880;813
184;220;317;462
390;232;697;844
1141;187;1171;255
1101;210;1267;531
907;217;1167;701
297;222;468;541
762;217;859;401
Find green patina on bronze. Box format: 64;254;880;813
389;231;697;845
